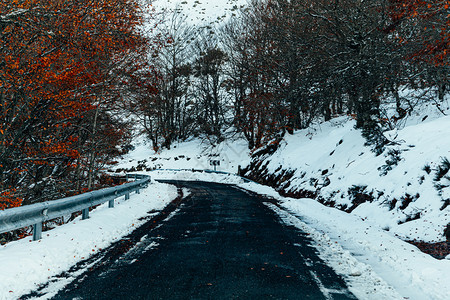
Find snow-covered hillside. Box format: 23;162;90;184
110;99;450;299
153;0;247;24
117;100;450;246
114;135;250;173
240;101;450;245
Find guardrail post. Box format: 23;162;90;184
125;193;130;200
82;208;89;220
33;223;42;241
109;199;114;208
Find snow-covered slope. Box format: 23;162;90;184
153;0;247;24
114;136;250;174
242;106;450;244
118;101;450;244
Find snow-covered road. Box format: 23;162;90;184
25;180;357;299
1;170;448;299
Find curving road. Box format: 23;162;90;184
26;181;357;299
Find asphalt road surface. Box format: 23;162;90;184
26;181;357;299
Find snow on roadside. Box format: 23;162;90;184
117;102;450;244
243;111;450;243
115;136;250;174
147;170;450;300
147;169;246;184
267;203;404;300
237;179;450;300
0;182;178;299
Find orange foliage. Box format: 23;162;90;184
389;0;450;65
0;190;23;210
0;0;153;205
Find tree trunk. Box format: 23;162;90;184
437;68;447;102
87;104;100;190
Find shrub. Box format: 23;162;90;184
378;149;402;176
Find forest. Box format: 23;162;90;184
0;0;448;210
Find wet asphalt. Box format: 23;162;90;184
41;181;357;299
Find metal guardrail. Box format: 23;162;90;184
0;174;150;241
148;168;255;184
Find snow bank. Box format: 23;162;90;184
115;136;250;174
246;110;450;242
147;169;247;184
118;103;450;243
238;179;450;300
0;182;177;299
140;170;450;300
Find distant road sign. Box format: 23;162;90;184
210;160;220;166
210;160;220;171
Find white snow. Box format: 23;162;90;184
246;108;450;242
114;136;250;174
108;97;450;300
0;182;178;299
142;170;450;300
153;0;247;24
1;96;449;299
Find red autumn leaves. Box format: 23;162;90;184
0;0;152;208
